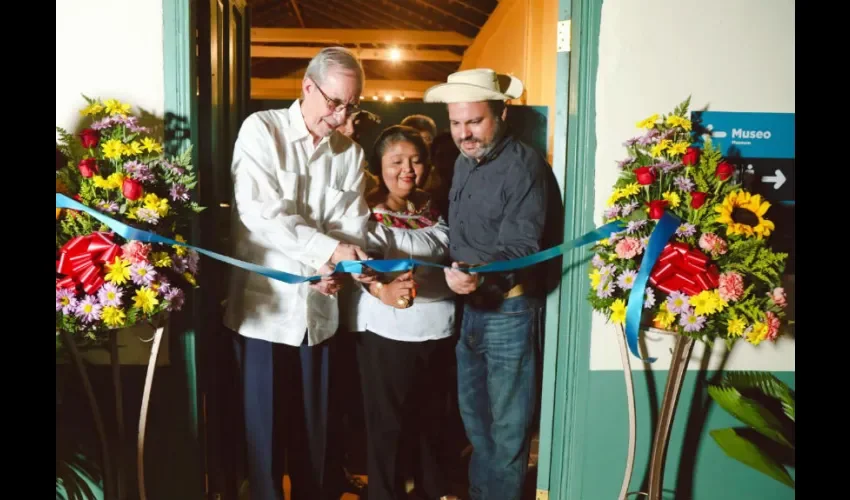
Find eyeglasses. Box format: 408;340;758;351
314;81;360;115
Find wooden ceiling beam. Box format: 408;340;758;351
252;45;463;62
251;28;473;46
251;77;441;99
289;0;306;28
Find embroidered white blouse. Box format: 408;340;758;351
352;205;456;342
223;100;370;347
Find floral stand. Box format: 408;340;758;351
590;98;791;500
56;96;203;500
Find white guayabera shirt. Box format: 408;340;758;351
223;100;369;346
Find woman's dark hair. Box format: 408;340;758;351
368;125;431;180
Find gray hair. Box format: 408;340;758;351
304;47;365;94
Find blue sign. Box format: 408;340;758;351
691;111;795;159
690;111;795;273
690;111;795;204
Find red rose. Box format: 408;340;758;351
77;158;98;178
682;147;700;166
122;178;144;200
79;128;100;149
715;161;734;181
646;200;669;219
634;166;656;185
690;191;708;209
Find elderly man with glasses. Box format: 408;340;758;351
224;46;375;500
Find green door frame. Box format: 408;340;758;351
163;1;251;498
160;1;205;498
536;0;604;498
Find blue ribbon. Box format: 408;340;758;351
623;211;680;363
57;193;625;283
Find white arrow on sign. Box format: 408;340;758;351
761;169;786;190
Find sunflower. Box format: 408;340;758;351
715;190;775;239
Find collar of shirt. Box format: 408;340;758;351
286;99;351;156
461;130;514;169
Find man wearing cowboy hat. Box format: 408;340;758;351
424;69;554;500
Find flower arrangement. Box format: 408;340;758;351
56;96;204;350
588;97;789;348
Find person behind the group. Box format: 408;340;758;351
423;131;459;219
400;114;437;150
340;109;383;198
352;124;460;500
400;114;439;191
223;46;375;500
424;68;554;500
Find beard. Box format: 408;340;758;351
456;119;505;161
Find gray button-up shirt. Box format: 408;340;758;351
448;132;552;297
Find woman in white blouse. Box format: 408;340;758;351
354;125;459;500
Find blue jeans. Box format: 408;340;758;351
456;295;543;500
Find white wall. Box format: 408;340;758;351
56;0;164;136
589;0;795;371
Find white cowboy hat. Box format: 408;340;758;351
422;68;524;103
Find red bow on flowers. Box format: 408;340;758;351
56;232;121;294
648;242;719;296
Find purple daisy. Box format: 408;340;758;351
621;201;638;216
164;288;185;311
186;250;200;273
56;289;78;314
131;262;157;286
124;160;155;182
676;223;697;237
75;295;103;324
160;161;185;176
591;254;605;268
596;278;616;298
655;161;681;173
626;219;647;234
90;116;117;130
96;200;119;213
97;283;124;307
638;129;660;145
666;291;690;314
170;184;190;202
644;287;656;309
617;270;638;290
623;137;640;147
172;257;188;273
604;206;621;220
616;157;636;169
673;175;694;192
135;208;160;225
679;310;706;332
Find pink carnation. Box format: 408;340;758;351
121;241;152;264
765;311;780;341
770;287;787;308
615;237;642;259
718;271;744;302
698;232;727;256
